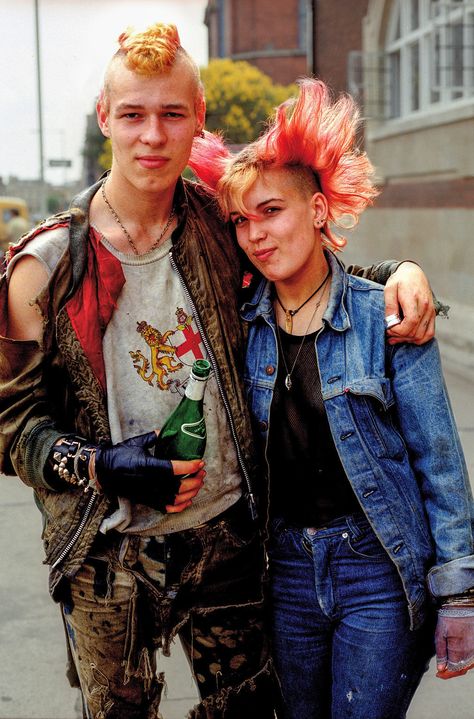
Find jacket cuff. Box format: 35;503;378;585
12;419;65;491
427;554;474;599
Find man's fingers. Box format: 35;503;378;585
171;458;205;476
177;474;205;495
165;478;204;513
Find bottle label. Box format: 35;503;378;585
185;375;207;401
181;417;206;440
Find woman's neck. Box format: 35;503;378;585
274;262;330;311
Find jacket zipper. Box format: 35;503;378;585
51;490;97;569
169;252;257;519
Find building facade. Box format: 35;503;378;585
205;0;310;84
346;0;474;318
206;0;474;342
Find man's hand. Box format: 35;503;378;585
48;432;205;514
166;460;205;513
384;261;435;345
435;606;474;679
95;432;205;513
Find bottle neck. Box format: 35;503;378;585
185;373;208;401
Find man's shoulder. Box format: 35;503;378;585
6;210;75;262
4;209;84;280
183;179;222;219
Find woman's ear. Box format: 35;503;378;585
311;192;328;229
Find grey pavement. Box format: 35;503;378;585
0;344;473;718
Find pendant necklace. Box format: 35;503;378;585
275;269;330;334
101;179;175;256
275;272;330;391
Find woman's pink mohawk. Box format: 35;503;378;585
189;131;233;191
255;79;379;247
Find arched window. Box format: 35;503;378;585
385;0;474;119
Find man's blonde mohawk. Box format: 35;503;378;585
117;23;181;74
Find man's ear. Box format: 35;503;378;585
96;95;110;138
195;95;206;135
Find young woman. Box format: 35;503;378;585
189;79;474;719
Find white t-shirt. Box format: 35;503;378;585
9;228;242;535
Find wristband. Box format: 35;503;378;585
49;437;101;493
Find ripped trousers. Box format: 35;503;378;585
60;498;278;718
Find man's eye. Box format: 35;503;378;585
123;113;140;119
165;112;185;119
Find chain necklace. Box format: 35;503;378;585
275;269;331;333
101;179;175;256
275;273;330;390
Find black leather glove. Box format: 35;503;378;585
95;432;181;511
46;432;181;512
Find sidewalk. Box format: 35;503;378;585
0;359;473;718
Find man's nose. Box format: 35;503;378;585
141;117;166;145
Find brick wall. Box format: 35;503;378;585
313;0;369;91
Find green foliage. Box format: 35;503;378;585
99;139;112;171
201;59;297;144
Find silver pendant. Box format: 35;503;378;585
285;374;292;390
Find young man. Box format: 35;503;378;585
0;23;438;719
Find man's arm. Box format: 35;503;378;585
347;260;442;345
2;256;203;512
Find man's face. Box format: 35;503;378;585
97;57;204;195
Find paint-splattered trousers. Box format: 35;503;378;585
60;498;279;718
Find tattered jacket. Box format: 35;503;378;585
0;178;258;596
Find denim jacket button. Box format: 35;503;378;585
259;420;268;431
265;365;275;376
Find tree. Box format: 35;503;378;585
201;59;297;144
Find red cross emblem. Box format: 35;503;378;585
175;323;204;360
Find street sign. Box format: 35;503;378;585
48;159;72;167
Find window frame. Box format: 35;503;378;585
384;0;474;121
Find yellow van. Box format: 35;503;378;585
0;197;30;253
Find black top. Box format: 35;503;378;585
268;328;360;526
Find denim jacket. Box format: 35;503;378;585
242;251;474;629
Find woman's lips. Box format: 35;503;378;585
254;247;275;262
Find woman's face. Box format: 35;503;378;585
229;167;327;287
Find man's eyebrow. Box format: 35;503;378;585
114;102;145;112
114;102;190;112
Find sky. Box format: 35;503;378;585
0;0;208;185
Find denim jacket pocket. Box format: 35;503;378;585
345;378;407;461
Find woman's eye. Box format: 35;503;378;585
232;216;247;226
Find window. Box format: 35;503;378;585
385;0;474;119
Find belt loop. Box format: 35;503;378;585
345;513;364;541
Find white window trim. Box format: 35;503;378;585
368;95;474;140
383;0;474;122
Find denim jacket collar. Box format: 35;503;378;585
241;249;351;333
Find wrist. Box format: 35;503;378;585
47;437;101;494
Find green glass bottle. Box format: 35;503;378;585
154;359;211;460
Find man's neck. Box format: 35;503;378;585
89;174;179;254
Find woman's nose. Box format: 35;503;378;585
248;219;266;242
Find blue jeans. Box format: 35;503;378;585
269;514;434;719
